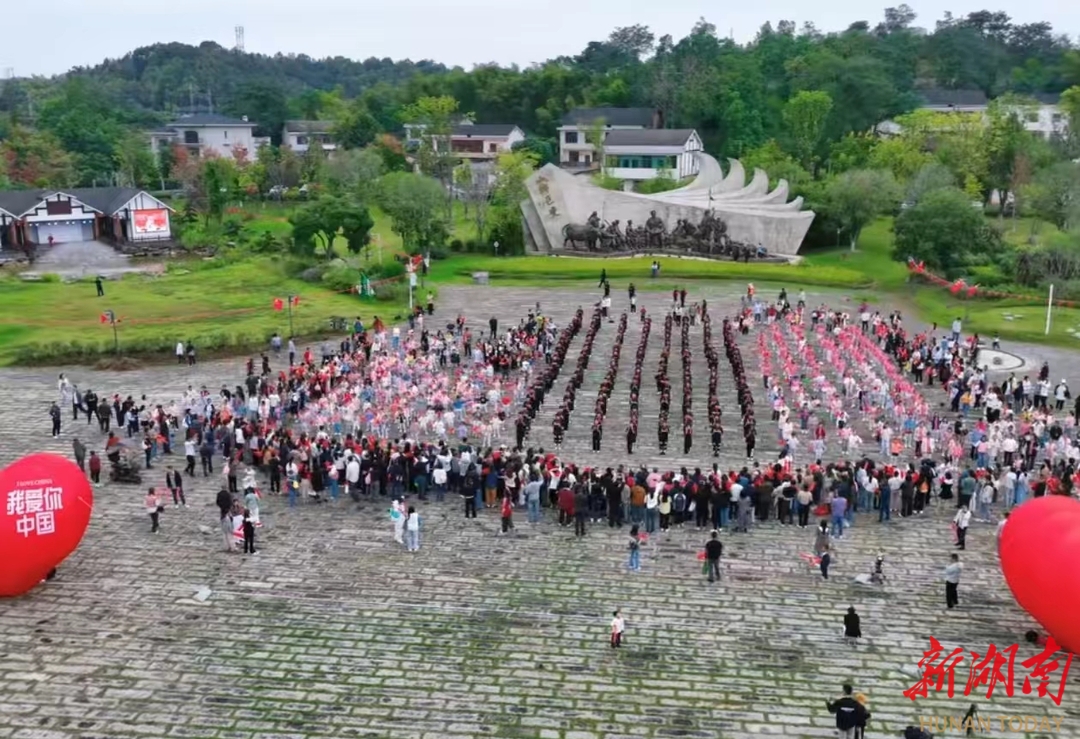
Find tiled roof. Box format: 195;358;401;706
0;188;172;217
166;113;256;127
604;129;697;147
561;107;657;127
452;123;519;137
917;89;988;108
284;119;335;134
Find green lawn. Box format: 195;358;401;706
427;254;871;288
0;259;403;366
802;218;910;291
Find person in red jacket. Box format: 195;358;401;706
88;451;102;486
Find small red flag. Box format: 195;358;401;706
99;310;114;324
272;298;284;312
290;296;301;307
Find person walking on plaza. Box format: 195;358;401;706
610;609;625;648
705;530;723;582
72;437;87;472
953;504;972;550
166;466;186;507
627;525;641;571
944;553;962;609
49;401;62;437
405;505;421;551
500;492;515;535
820;544;832;580
88;451;102;486
826;683;869;739
242;509;257;555
574;485;588;537
843;606;862;646
145;487;163;534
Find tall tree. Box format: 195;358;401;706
332;100;380;150
225;83;290;145
289;195;373;260
894;187;1005;273
0;126;75;188
823;169;900;250
781;90;833;171
377;171;449;251
401;95;463;219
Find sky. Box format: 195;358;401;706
6;0;1080;78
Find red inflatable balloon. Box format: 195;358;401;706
999;496;1080;654
0;453;93;597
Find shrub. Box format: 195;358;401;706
374;260;406;280
299;264;328;283
322;265;360;293
449;239;464;253
374;282;406;302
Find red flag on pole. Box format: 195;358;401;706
290;295;301;307
272;298;284;312
99;310;115;324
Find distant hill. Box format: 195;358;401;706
68;41;449;115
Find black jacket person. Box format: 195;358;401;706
826;684;869;735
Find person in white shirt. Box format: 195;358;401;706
610;610;625;648
953;505;972;550
405;506;420;551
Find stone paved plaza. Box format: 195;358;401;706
1;284;1078;739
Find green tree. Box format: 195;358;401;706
288;196;374;260
1025;162;1080;230
741;140;811;189
322;147;384;201
867;135;932;183
492;150;539;206
894;187;1004;273
115;133;158;188
332;100;380;150
586;118;607;171
782;90;833;171
226;83;290;145
512;137;558;166
201;157;236;225
823;169;900;250
906;162;955;205
0;126;76;187
401;95;463;219
983;101;1035;213
36;78;126;185
378;171;449;251
1058;86;1080;157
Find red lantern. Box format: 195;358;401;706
272;298;284;312
0;454;94;597
1000;496;1080;654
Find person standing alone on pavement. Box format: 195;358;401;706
49;401;62;437
944;553;962;609
610;610;625;648
843;606;861;646
954;504;972;550
242;509;257;555
145;487;163;533
705;530;723;582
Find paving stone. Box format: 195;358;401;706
0;284;1077;738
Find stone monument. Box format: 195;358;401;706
521;153;815;258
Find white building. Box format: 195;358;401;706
878;89;1068;139
603;129;703;187
0;188;173;249
150;114;259;158
283;120;337;154
558;107;662;168
429;123;526;161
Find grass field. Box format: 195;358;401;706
3;203;1078;367
0;259;399;366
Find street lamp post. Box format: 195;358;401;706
494;240;500;257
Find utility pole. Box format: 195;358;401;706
235;26;245;52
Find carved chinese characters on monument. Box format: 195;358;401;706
0;453;94;597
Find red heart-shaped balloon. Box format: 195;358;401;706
0;453;94;597
1000;496;1080;654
